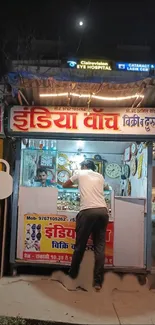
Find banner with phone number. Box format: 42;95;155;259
23;214;114;265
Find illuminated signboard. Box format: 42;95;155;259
67;60;77;68
9;106;155;136
116;62;155;72
77;60;112;71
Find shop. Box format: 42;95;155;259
6;105;154;275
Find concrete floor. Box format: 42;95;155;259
1;252;155;325
0;273;155;324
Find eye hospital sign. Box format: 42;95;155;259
77;60;112;71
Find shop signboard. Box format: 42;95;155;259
23;213;114;265
77;60;112;71
116;62;155;72
0;106;4;136
67;60;112;70
9;106;155;136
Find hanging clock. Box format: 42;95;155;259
94;154;102;160
124;146;131;162
105;163;121;179
127;179;131;196
47;169;55;181
131;143;138;156
57;169;71;184
122;164;130;179
58;153;68;167
130;156;137;176
138;143;144;154
39;155;54;168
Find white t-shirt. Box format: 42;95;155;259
70;169;107;211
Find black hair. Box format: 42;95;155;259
80;160;96;171
37;167;47;175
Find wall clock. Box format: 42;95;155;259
138;143;144;154
57;169;71;184
58;153;68;167
127;179;131;196
39;155;54;168
137;154;143;179
122;164;130;179
105;163;121;179
124;146;131;162
94;154;102;160
130;156;137;176
131;143;138;156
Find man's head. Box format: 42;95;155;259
80;160;96;171
37;167;47;184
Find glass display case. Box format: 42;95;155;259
57;188;113;217
20;139;114;220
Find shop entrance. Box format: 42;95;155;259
9;138;149;275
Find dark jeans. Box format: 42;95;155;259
69;207;109;286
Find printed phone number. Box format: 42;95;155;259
38;217;66;221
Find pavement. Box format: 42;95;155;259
1;253;155;324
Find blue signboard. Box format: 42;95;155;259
116;62;155;72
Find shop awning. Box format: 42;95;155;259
6;71;155;108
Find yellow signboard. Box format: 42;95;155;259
77;60;112;71
23;213;114;265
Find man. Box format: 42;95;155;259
37;168;52;187
63;160;109;291
37;167;62;189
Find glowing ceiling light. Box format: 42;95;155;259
92;94;144;101
40;93;68;97
39;92;144;101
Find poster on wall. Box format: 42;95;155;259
23;213;114;266
8;106;155;137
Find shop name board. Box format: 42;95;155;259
0;106;4;135
23;214;113;264
77;60;112;71
9;106;155;136
116;62;155;72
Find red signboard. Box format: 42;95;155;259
9;106;155;136
22;213;114;266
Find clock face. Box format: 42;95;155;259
105;163;121;179
40;156;53;167
124;164;130;179
130;156;137;176
57;170;71;183
94;155;102;160
138;143;143;154
131;143;137;156
58;154;68;166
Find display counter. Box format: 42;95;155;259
16;186;114;266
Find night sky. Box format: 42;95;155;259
0;0;154;58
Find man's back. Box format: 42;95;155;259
73;169;107;211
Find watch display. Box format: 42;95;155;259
57;169;71;183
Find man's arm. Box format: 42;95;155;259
63;179;74;188
63;174;78;188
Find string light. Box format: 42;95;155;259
39;92;144;101
40;93;68;97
